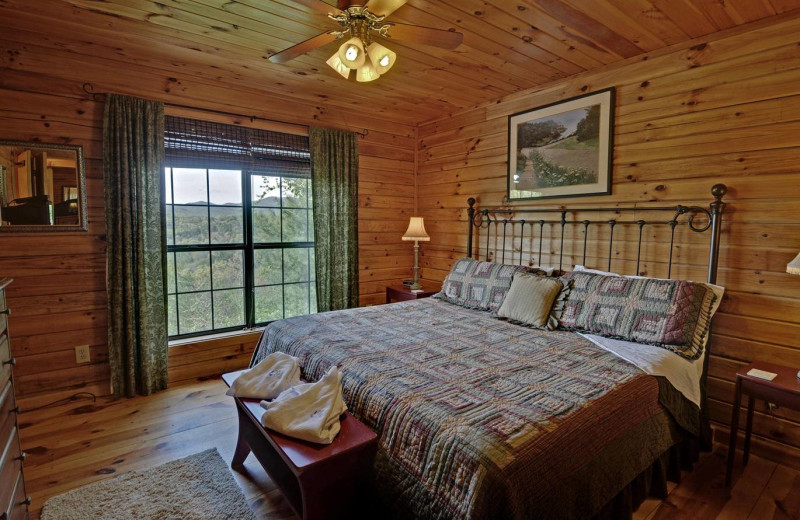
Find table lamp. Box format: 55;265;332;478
788;252;800;275
402;217;430;290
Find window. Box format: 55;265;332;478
164;117;315;339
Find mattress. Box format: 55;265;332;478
252;298;697;519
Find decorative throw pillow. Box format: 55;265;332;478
433;258;539;312
560;271;717;360
497;273;571;330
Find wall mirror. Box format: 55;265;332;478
0;140;88;232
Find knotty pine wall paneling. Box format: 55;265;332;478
0;47;415;408
416;15;800;468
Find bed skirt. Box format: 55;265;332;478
593;437;700;520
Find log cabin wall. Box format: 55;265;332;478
0;48;415;407
416;15;800;468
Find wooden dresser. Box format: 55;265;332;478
0;279;30;520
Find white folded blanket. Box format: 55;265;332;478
225;352;301;400
260;366;348;445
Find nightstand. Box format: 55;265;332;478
386;285;438;304
725;361;800;486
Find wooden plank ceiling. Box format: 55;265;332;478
3;0;800;124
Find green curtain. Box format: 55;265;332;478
309;127;359;311
103;94;168;398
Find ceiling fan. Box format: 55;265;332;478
269;0;464;82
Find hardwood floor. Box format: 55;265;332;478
17;377;800;520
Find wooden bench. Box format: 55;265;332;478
222;371;377;520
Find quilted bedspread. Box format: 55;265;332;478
253;298;685;520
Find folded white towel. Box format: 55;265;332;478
226;352;301;400
260;366;348;445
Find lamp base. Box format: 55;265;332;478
408;282;423;291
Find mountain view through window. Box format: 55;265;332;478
165;167;316;339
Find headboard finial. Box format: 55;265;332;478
466;198;476;258
711;184;727;201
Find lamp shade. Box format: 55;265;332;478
326;54;351;79
337;37;366;69
402;217;430;241
788;251;800;275
356;61;380;82
367;42;396;74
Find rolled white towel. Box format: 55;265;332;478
226;352;301;400
260;366;348;445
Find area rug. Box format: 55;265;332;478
41;448;257;520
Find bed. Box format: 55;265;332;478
250;184;728;520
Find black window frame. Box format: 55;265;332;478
165;166;316;341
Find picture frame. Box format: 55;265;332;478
507;87;615;201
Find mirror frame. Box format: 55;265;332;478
0;140;88;233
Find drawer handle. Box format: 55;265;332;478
0;308;9;316
21;496;31;506
16;452;26;462
2;358;14;367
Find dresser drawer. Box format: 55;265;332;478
5;471;28;520
0;426;23;515
0;382;16;451
0;334;10;394
0;289;7;339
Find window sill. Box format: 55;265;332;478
168;327;265;348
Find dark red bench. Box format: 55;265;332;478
222;371;377;520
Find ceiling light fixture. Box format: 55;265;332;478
323;6;398;82
269;2;463;83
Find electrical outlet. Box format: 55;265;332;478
75;345;91;364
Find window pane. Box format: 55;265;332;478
167;294;178;337
282;178;307;208
165;205;174;246
176;251;211;292
253;207;280;243
254;249;282;285
209;169;242;205
174;206;209;245
284;248;309;283
210;207;243;244
252;175;281;207
282;209;308;242
255;285;283;323
166;252;176;294
309;248;316;281
212;250;243;289
214;289;244;329
308;209;314;242
284;283;310;318
178;292;212;334
172;168;208;204
310;283;317;314
164;168;173;205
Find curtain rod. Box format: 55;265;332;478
82;82;369;138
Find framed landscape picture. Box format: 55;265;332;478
508;87;615;201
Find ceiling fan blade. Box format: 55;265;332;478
269;32;340;64
365;0;408;16
290;0;342;16
380;23;463;50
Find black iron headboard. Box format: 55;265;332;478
466;184;727;285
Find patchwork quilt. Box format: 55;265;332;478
253;299;689;519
